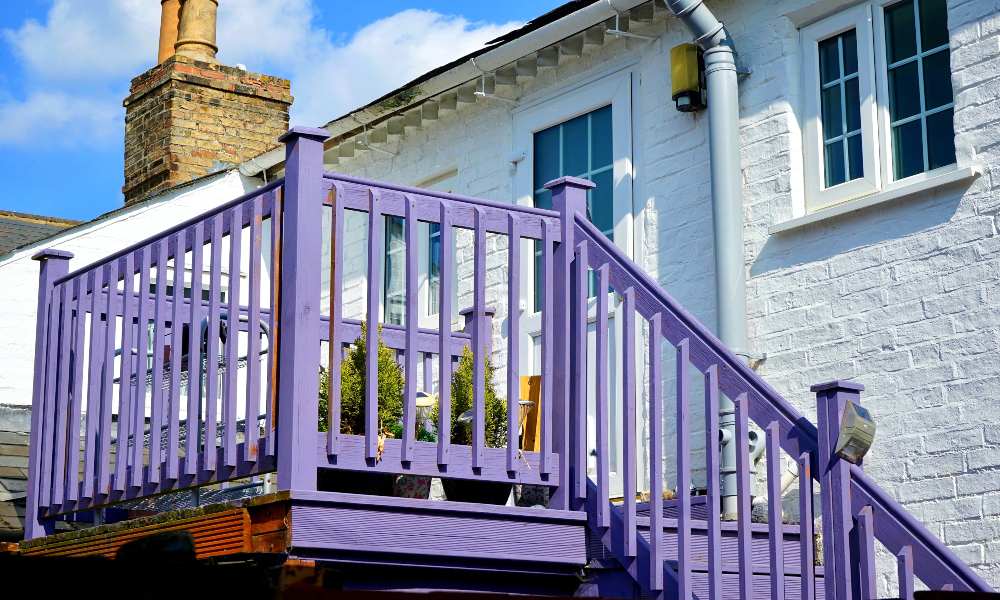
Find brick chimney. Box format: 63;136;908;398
122;0;292;205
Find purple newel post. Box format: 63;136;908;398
275;126;329;491
546;176;594;511
813;379;864;600
26;248;72;539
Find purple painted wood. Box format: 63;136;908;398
265;190;282;458
402;195;419;462
65;276;86;506
113;253;135;492
734;393;752;599
185;222;204;475
472;207;486;470
148;240;169;485
704;364;722;599
856;505;876;600
437;202;453;466
572;242;588;501
898;545;914;600
97;260;118;497
365;189;382;460
648;313;663;591
506;214;520;473
40;284;64;507
676;338;691;599
167;232;184;480
539;224;554;476
798;452;816;600
327;184;345;456
205;218;223;473
246;200;263;462
131;247;151;489
82;268;104;501
621;286;637;559
223;205;242;469
275;127;327;491
765;421;785;600
25;249;72;538
594;264;610;530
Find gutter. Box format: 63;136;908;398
240;0;654;177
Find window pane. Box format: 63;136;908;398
889;61;921;121
824;140;846;187
926;108;955;169
384;216;405;325
892;120;924;179
919;0;949;49
590;105;613;167
847;133;864;180
842;29;858;76
821;85;843;139
562;113;589;177
819;37;841;85
589;169;614;240
428;223;440;315
886;0;918;63
922;49;953;110
533;127;560;188
845;76;861;132
533;190;551;211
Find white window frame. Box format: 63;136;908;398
799;0;957;213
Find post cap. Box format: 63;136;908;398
31;248;73;262
543;176;596;191
810;379;865;393
278;126;331;144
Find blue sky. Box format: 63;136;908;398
0;1;563;221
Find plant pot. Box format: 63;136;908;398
317;469;395;496
441;478;513;505
393;474;432;499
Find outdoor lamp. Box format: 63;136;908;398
834;401;876;464
671;42;706;112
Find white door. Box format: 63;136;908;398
512;68;637;496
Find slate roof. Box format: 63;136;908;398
0;211;80;257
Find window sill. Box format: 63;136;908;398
769;165;982;235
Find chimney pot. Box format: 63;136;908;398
158;0;181;63
175;0;219;63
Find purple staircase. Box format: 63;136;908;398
23;128;991;598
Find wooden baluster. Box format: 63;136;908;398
735;392;753;598
223;205;242;469
856;505;876;600
704;365;722;598
52;282;73;506
114;254;135;492
621;286;637;558
365;190;382;460
131;247;151;489
403;196;419;462
66;276;86;506
506;214;520;473
648;313;664;591
149;240;169;486
246;200;263;462
327;185;344;456
437;202;452;466
472;207;486;470
185;223;204;476
572;242;588;501
205;218;223;474
83;268;106;501
265;189;282;458
765;421;785;600
676;338;691;599
97;261;118;498
539;223;554;475
39;292;63;511
594;264;610;529
167;232;184;481
798;452;816;600
898;545;915;600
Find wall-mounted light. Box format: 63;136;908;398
671;43;706;112
835;402;876;464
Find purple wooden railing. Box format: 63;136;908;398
24;128;991;598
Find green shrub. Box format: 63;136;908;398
434;346;508;448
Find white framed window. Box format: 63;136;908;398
800;0;955;212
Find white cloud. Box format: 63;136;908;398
0;0;521;148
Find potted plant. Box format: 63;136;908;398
436;347;511;504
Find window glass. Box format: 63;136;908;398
384;215;405;325
918;0;949;49
926;108;955;169
818;29;864;188
885;1;917;62
428;223;441;315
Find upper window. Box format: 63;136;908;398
800;0;954;211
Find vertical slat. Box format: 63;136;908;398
676;338;691;599
423;353;433;394
131;247;151;489
437;202;453;465
798;452;816;600
594;264;610;529
327;186;344;455
223;205;242;468
50;283;72;506
506;215;520;473
148;240;169;485
113;254;135;492
65;277;86;505
246;200;263;461
898;545;915;600
539;224;554;474
204;218;223;473
856;505;876;600
472;207;486;470
572;242;588;500
185;222;204;476
402;196;419;462
765;421;785;600
365;190;382;460
82;269;105;500
621;286;637;558
648;313;664;591
735;392;753;599
97;261;118;497
39;286;62;509
167;232;184;480
265;190;282;458
704;365;723;598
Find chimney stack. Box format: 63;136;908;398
122;0;291;205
